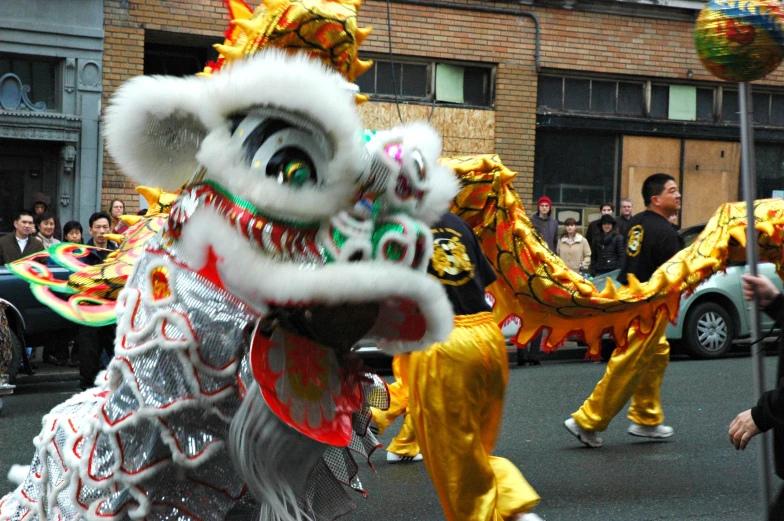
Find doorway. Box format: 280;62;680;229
0;141;59;233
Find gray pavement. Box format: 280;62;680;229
2;354;781;520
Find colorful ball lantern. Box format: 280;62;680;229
694;0;784;82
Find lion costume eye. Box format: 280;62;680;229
269;150;316;187
230;109;332;188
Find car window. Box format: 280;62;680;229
680;225;705;248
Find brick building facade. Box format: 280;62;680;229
101;0;784;228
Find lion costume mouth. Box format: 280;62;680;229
165;180;439;349
168;181;327;265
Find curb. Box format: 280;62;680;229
13;369;80;386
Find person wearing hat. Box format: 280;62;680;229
30;192;62;241
530;195;558;252
590;213;625;276
585;202;615;247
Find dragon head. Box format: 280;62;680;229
104;3;457;355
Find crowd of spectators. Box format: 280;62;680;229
1;194;130;388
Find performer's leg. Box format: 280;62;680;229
386;411;420;457
410;313;539;521
627;331;670;426
572;312;669;432
78;326;102;390
482;320;540;519
370;353;410;435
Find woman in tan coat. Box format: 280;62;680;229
557;217;591;274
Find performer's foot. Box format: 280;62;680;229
517;514;544;521
627;422;674;439
564;417;602;448
386;452;423;463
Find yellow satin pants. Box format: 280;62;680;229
370;354;421;457
572;311;670;432
409;312;540;521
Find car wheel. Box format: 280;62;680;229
683;301;734;360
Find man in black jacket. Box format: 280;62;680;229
565;173;683;448
729;273;784;520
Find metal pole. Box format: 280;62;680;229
739;80;773;515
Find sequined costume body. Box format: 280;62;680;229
0;239;392;521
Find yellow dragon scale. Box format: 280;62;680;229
445;154;784;357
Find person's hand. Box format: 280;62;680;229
729;409;761;450
741;273;780;307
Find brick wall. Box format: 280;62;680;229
102;0;225;213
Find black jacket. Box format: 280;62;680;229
591;231;625;275
752;293;784;478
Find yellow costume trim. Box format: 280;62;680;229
202;0;372;102
444;154;784;357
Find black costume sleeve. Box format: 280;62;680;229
751;293;784;432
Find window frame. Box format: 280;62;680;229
356;54;496;109
537;71;784;128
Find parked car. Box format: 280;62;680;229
0;265;79;381
592;223;783;360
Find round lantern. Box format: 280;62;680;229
694;0;784;82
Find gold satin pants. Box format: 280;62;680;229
409;312;540;521
370;354;421;457
572;311;671;432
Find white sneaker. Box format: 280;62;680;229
519;514;544;521
627;422;674;438
564;417;603;448
386;452;423;463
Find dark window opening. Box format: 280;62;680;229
696;88;714;121
722;90;739;123
564;78;590;111
537;76;563;109
144;38;219;77
755;143;784;199
591;80;616;114
771;94;784;126
650;85;669;118
753;92;771;125
463;66;491;106
534;131;617;206
617;82;644;116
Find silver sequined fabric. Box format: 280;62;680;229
1;245;388;521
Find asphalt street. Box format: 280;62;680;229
1;354;781;520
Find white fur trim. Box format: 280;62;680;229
175;209;454;350
7;466;29;486
105;51;364;219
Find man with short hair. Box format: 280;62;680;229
585;202;614;246
78;211;119;390
565;173;683;448
86;211;118;260
616;198;634;239
0;210;45;264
